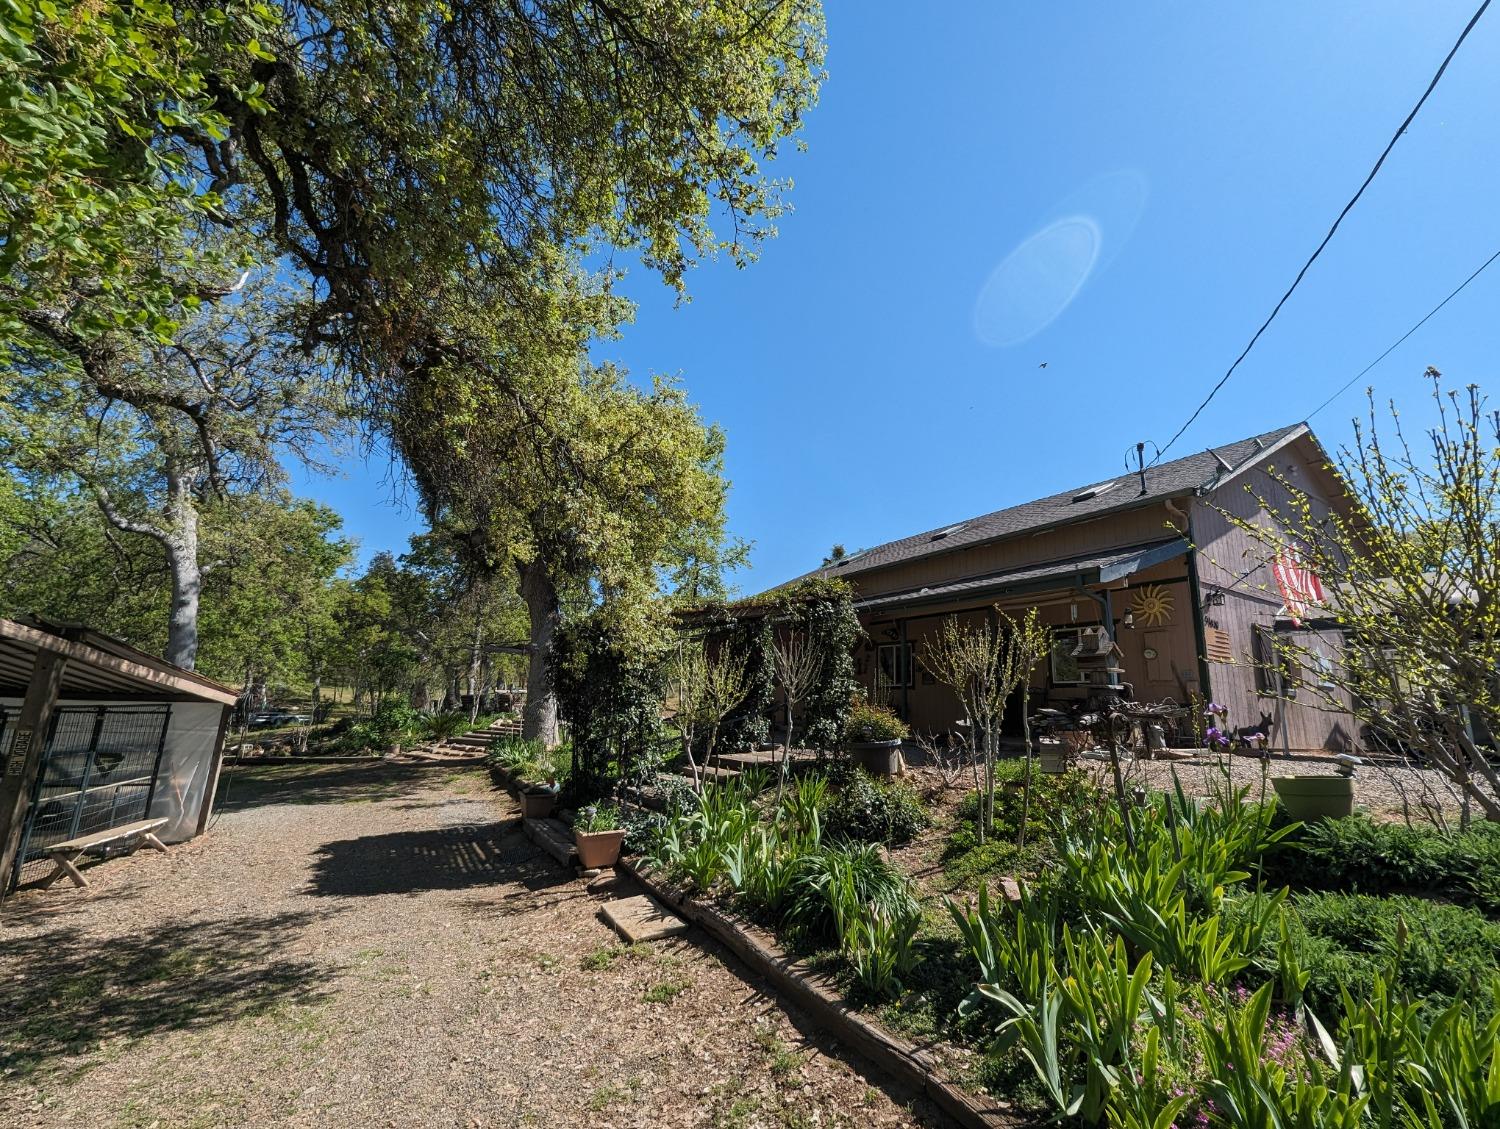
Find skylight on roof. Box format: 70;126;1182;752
1071;481;1118;503
930;522;968;541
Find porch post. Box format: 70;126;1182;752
898;618;910;721
0;648;68;894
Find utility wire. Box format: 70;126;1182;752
1152;0;1492;464
1307;246;1500;420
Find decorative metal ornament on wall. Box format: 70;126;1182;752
1128;584;1174;627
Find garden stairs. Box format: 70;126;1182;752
389;717;521;764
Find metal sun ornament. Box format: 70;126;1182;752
1128;584;1174;627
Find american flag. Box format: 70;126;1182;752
1273;546;1325;626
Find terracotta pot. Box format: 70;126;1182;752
575;828;626;869
1272;775;1354;820
849;739;903;777
384;742;402;758
520;789;557;820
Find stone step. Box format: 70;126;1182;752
666;763;741;785
522;816;577;869
601;893;690;943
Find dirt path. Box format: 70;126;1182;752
0;762;936;1128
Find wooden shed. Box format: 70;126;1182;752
0;616;239;893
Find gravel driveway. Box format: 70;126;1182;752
0;761;936;1128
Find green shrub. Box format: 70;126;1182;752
421;710;473;741
1262;814;1500;914
783;842;918;943
821;763;927;845
1269;891;1500;1017
369;699;421;744
844;701;908;743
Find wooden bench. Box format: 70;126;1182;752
36;818;170;890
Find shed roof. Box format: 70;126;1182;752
797;423;1308;585
0;617;239;705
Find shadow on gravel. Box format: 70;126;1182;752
0;910;330;1079
304;821;566;898
215;761;455;811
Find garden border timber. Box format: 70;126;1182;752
617;857;1019;1129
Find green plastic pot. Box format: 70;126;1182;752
1271;774;1355;820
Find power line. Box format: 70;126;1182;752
1152;0;1492;464
1307;245;1500;420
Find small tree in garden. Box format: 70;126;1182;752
772;629;824;802
1008;609;1054;849
1213;373;1500;825
668;638;753;791
921;609;1030;843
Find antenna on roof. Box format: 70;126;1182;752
1210;447;1234;472
1127;441;1159;495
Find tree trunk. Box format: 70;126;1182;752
161;469;202;670
468;617;484;723
518;560;560;747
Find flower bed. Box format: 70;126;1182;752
635;759;1500;1126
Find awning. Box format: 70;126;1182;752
855;537;1190;614
0;617;239;704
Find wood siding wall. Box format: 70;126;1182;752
1190;438;1358;752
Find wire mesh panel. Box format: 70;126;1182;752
12;705;169;888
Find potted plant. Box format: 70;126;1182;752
573;803;626;869
845;701;909;777
1271;773;1355;820
519;783;558;820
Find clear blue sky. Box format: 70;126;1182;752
293;1;1500;588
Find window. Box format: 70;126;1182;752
1252;624;1298;698
1050;627;1088;685
877;642;913;688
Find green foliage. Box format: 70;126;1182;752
0;0;276;344
820;763;928;846
420;711;473;742
648;773;920;999
550;610;667;801
1263;814;1500;913
576;803;621;834
844;701;908;743
1240;891;1500;1020
368;699;420;745
795;585;861;750
943;774;1500;1126
485;735;569;786
715;617;776;752
941;763;1101;889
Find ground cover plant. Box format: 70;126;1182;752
642;771;924;999
942;774;1500;1126
485;736;572;788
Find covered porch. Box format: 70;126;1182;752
850;537;1208;741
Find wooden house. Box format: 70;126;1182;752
787;423;1358;753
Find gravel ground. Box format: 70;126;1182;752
0;762;938;1128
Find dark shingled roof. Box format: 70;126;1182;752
798;423;1308;585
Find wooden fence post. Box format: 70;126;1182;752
0;649;68;895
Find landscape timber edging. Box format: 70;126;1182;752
617;857;1018;1129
